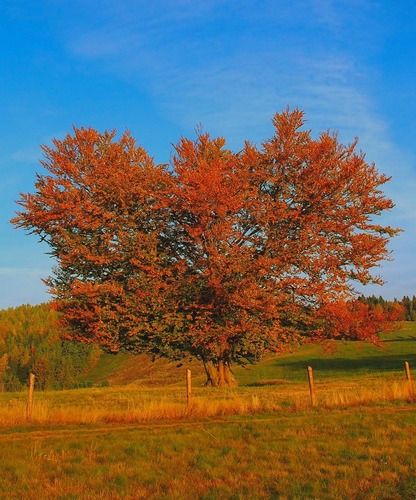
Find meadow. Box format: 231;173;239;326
0;323;415;499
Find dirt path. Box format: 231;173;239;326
1;405;414;443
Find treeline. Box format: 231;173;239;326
0;303;101;392
359;295;416;321
0;296;414;393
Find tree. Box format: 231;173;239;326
12;109;400;385
315;299;403;347
0;303;102;391
0;354;9;392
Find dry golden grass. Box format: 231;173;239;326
0;402;415;499
0;393;266;427
293;377;414;409
1;321;409;430
0;375;413;429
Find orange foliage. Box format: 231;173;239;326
315;299;404;347
12;109;400;383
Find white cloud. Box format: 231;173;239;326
58;0;415;298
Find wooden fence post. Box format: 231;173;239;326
26;372;35;421
404;361;413;396
186;369;192;405
307;366;317;407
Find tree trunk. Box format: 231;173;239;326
203;360;237;387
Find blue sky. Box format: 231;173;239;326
1;0;415;308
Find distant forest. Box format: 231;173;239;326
0;296;415;392
0;303;101;392
358;295;416;321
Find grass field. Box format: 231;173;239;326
0;406;415;499
0;323;415;498
81;321;416;388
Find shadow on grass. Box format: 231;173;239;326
274;353;416;376
246;379;290;387
383;336;416;342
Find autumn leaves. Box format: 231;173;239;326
13;109;399;385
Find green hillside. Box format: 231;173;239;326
1;302;414;391
79;322;416;387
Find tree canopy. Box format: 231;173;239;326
12;108;400;385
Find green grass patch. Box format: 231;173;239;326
0;323;415;498
0;406;415;499
235;322;416;384
73;322;416;389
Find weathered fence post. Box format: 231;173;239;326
404;361;413;396
186;369;192;405
26;372;35;421
307;366;317;407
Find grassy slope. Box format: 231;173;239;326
83;352;207;387
82;322;416;387
0;323;415;499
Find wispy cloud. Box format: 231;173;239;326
58;0;416;296
62;0;416;208
61;2;377;139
